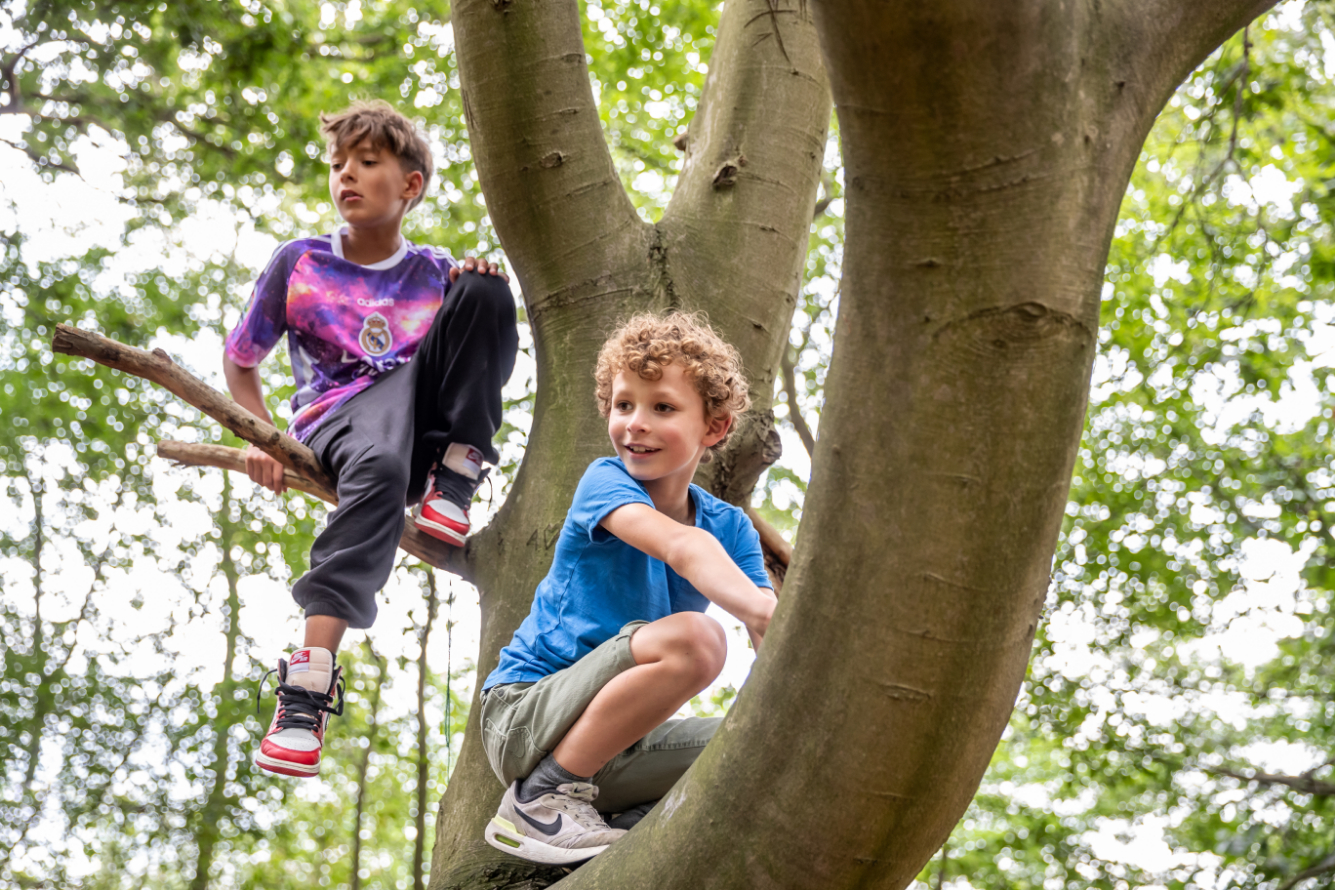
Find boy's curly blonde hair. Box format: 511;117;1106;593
595;312;751;461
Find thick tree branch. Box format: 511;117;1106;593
431;3;830;885
1114;0;1281;124
662;0;830;398
450;0;645;302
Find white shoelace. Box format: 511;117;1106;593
552;782;613;830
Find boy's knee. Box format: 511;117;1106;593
455;271;514;317
653;613;726;684
352;445;411;495
693;615;728;679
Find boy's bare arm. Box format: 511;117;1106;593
600;504;777;642
222;354;288;494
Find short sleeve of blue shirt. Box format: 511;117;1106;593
483;457;772;689
566;458;655;543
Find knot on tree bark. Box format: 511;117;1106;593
933;301;1093;361
712;154;747;189
696;409;781;506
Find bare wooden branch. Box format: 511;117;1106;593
746;505;792;593
52;325;469;577
157;442;326;499
780;349;816;459
53;324;332;489
1209;766;1335;798
746;506;793;567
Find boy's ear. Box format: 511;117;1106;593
703;412;732;448
403;169;424;201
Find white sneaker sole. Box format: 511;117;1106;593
414;514;467;547
254;752;320;777
484;816;610;865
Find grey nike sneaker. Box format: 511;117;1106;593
484;780;627;864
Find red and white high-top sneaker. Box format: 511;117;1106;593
415;442;489;546
254;647;344;778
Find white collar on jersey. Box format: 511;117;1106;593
330;225;410;270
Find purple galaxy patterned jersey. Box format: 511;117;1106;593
225;229;456;442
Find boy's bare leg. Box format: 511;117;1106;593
552;612;727;777
303;615;348;653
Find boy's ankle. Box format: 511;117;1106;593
518;753;590;803
442;442;484;481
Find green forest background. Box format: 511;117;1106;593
3;1;1335;888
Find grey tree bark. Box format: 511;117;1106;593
431;1;1279;888
429;0;828;886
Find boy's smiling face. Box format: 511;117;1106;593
608;363;730;495
328;139;421;231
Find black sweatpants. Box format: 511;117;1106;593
292;272;519;629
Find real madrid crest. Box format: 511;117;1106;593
359;312;393;357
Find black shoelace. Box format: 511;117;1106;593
257;669;345;732
432;465;490;508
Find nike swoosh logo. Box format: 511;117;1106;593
517;808;564;837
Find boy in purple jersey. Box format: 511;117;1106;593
222;101;518;778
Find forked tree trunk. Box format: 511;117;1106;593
423;0;1283;888
429;0;830;886
47;0;1280;886
552;3;1278;889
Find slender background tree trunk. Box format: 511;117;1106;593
190;475;244;890
351;642;387;890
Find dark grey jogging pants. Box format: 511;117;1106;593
293;271;518;628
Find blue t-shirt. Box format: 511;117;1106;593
483;457;772;689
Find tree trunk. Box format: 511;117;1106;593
350;642;387;890
429;0;830;886
415;571;442;890
550;2;1282;889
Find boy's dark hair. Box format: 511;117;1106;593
319;100;433;211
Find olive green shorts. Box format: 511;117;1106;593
480;621;721;813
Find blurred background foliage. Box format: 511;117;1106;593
2;0;1333;888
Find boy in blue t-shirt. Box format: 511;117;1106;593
480;313;777;864
222;101;518;779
